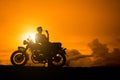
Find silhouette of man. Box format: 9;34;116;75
35;26;49;45
35;26;50;51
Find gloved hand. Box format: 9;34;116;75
45;30;48;34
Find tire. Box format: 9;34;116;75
48;51;66;67
10;50;28;66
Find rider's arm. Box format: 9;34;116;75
45;30;49;41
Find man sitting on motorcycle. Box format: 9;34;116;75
35;26;49;50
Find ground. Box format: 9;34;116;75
0;65;119;80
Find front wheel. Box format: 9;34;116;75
48;51;66;67
10;50;28;66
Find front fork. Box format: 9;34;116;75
18;46;29;60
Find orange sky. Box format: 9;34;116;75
0;0;120;54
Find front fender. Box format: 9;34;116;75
18;46;26;52
17;47;29;60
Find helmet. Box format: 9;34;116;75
37;26;43;32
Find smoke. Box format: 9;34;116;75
88;38;109;66
88;38;120;66
65;38;120;67
110;38;120;48
107;48;120;66
65;49;93;67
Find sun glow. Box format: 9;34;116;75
22;32;36;43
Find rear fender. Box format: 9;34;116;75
59;48;66;55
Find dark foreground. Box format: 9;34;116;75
0;65;120;80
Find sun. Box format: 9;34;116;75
22;32;36;42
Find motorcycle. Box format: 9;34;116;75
10;38;66;67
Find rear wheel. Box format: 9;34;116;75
10;50;28;66
48;51;66;67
